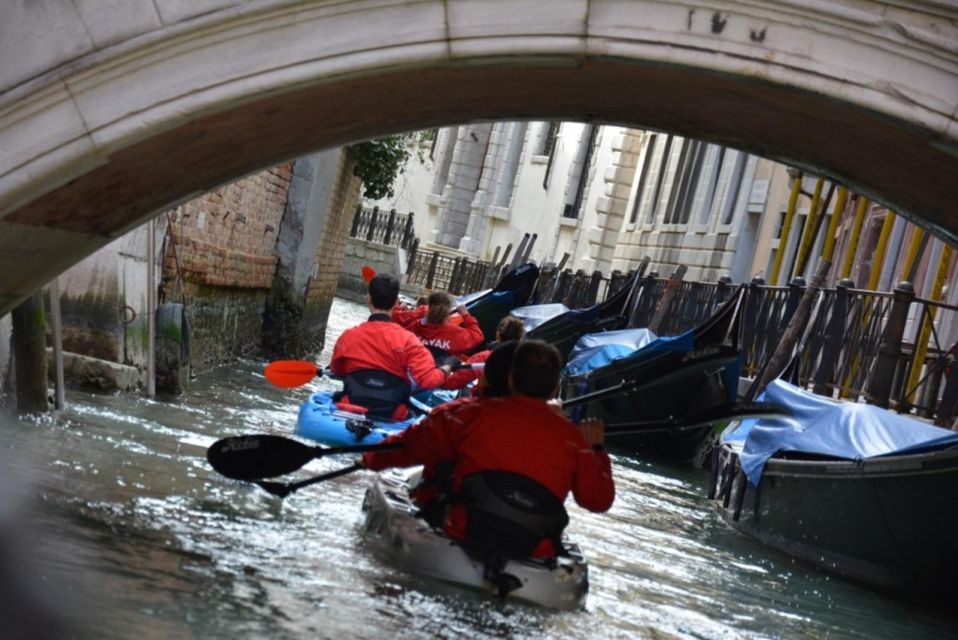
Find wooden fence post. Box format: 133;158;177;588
349;204;364;237
867;281;915;408
812;278;853;396
649;265;687;334
383;208;398;245
934;348;958;427
401;212;415;248
426;251;439;290
365;206;379;242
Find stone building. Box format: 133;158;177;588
0;149;360;394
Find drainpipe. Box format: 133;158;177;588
147;218;156;398
49;277;65;410
820;186;849;263
839;196;869;281
769;172;802;286
866;211;896;291
905;242;954;406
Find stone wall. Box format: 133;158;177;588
337;238;406;303
162;164;293;374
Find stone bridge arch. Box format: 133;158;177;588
1;0;956;312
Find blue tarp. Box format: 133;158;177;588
510;303;569;331
564;328;658;376
722;380;958;486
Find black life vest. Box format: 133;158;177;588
336;369;411;420
455;471;569;559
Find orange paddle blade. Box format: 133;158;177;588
264;360;320;388
361;266;376;283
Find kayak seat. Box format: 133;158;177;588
336;369;412;420
456;471;569;560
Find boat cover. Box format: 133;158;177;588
564;328;658;376
510;303;569;331
722;379;958;485
456;288;491;307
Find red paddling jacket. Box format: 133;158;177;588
330;314;448;418
405;312;485;357
363;396;615;556
441;349;489;391
391;304;427;327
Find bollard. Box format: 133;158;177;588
867;282;914;408
812;279;853;396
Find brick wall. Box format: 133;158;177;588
161;164;293;373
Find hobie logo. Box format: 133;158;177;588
681;346;721;362
219;437;261;453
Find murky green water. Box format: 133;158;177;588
1;298;955;639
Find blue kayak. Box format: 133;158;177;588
295;390;424;446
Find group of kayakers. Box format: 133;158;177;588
329;272;615;562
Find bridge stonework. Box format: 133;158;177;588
0;0;956;313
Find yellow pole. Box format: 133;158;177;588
793;177;825;278
900;226;926;283
821;186;848;262
839;196;869;280
770;173;803;285
866;211;896;291
905;243;954;405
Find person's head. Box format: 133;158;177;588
426;291;453;325
481;341;519;398
416;294;429;306
509;340;562;399
495;315;525;343
368;273;400;311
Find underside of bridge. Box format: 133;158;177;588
1;0;955;313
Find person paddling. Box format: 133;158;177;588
361;339;614;559
443;315;525;392
330;273;454;420
404;291;485;363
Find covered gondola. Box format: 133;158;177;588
525;268;644;362
464;263;539;345
711;380;958;599
565;286;745;459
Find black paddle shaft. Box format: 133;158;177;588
206;434;401;481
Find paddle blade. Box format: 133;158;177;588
264;360;320;388
207;435;316;480
362;266;376;283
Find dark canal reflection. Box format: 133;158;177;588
1;298;955;639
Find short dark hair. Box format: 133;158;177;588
368;273;400;309
510;340;561;399
495;315;525;342
483;341;518;398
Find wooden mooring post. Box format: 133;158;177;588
867;282;914;408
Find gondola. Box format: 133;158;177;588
525;267;645;362
710;380;958;599
564;286;745;460
463;263;539;344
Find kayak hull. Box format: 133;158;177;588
359;469;589;610
295;390;421;446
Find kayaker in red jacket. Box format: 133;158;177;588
443;315;525;391
330;274;454;420
405;291;485;361
405;340;520;524
362;340;614;558
390;294;428;326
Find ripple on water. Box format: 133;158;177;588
1;296;955;639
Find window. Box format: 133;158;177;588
430;127;458;196
695;145;726;226
670;141;707;225
493;123;527;208
719;151;749;225
628;134;657;224
644;135;673;224
650;135;680;224
540;121;560;188
562;125;597;219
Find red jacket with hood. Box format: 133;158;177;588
404;312;485;357
363;395;615;557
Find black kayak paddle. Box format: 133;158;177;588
206;434;401;481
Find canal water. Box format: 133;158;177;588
1;297;955;639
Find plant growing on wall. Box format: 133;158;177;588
351;136;411;199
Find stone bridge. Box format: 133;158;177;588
1;0;956;313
